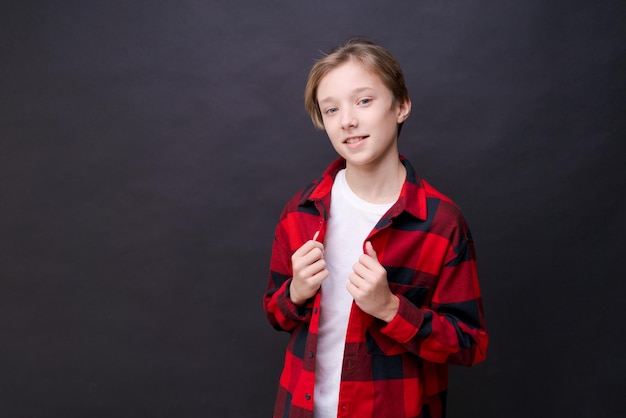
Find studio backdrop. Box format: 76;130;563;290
1;1;624;417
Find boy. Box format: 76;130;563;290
264;38;488;418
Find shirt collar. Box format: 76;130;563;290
299;156;427;221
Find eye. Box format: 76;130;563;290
358;98;372;105
324;107;338;115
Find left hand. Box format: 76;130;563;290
347;241;399;322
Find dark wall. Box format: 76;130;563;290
2;1;624;416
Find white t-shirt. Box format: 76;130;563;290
313;169;393;418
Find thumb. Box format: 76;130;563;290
364;241;378;260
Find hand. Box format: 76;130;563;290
289;232;329;306
347;241;399;322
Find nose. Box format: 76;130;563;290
341;109;357;129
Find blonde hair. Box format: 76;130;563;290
304;38;410;132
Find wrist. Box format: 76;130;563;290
288;281;307;307
379;295;400;323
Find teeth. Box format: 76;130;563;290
346;137;363;144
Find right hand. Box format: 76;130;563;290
289;233;329;306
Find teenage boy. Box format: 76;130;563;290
264;38;488;418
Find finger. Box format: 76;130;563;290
292;241;312;258
347;274;362;291
364;241;378;260
347;278;367;299
294;250;325;274
348;271;367;288
308;258;327;276
298;265;328;289
311;267;329;283
293;240;323;258
346;281;359;298
352;262;369;281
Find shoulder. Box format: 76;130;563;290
421;179;462;213
419;178;472;236
401;157;468;226
279;177;320;217
278;158;345;218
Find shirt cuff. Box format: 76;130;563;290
278;279;311;321
380;295;424;343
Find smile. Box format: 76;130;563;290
344;136;368;144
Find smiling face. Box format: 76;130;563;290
316;59;411;170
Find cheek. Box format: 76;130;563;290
326;134;347;156
322;120;341;139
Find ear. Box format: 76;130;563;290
396;98;411;124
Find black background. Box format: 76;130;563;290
2;1;625;417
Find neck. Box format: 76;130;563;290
344;157;406;204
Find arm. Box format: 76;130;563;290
264;224;328;332
380;225;488;366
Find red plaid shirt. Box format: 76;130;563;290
264;157;488;418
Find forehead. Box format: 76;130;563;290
317;60;389;102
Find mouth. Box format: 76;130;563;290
344;135;368;145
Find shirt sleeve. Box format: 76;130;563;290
380;222;488;367
263;214;313;332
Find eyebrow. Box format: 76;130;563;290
318;87;375;105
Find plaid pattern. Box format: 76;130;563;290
264;157;488;418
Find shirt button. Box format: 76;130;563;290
308;351;314;358
313;307;318;313
305;393;311;400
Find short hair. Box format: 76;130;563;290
304;38;410;132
